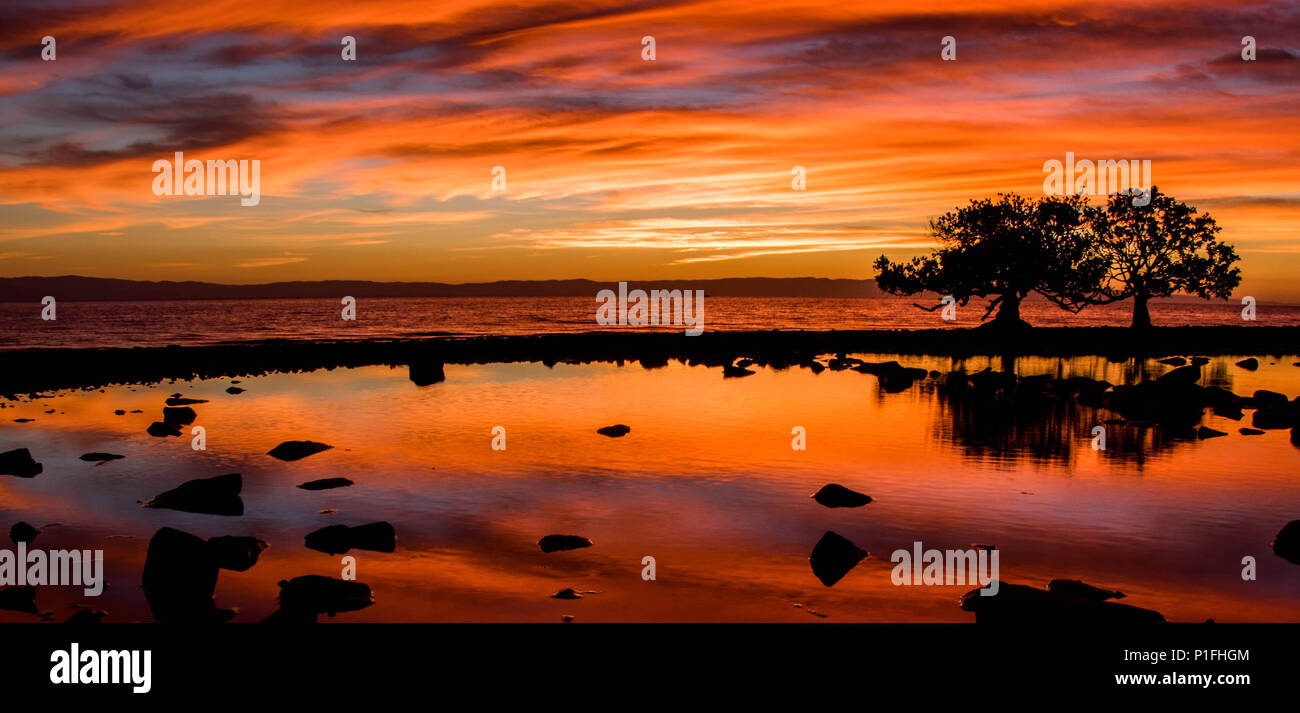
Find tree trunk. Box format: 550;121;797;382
994;293;1024;325
1131;293;1152;329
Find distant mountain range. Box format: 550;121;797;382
0;276;888;302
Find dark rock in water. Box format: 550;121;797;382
162;406;196;425
267;576;373;622
1271;520;1300;564
1293;426;1300;448
960;582;1164;623
1191;356;1210;366
0;586;37;615
65;608;107;624
305;522;396;554
267;440;333;461
1155;365;1200;385
1239;427;1265;435
804;360;826;374
297;477;354;491
207;536;268;571
9;522;39;544
147;421;181;437
855;360;927;393
141;527;222;623
80;452;125;463
538;534;592;553
552;588;583;600
723;363;755;378
165;397;208;406
1156;357;1186;366
809;531;868;587
811;483;872;508
596;424;630;438
142;473;243;516
561;614;575;622
114;409;125;415
1251;406;1296;430
1046;579;1125;601
1197;426;1228;439
1235;357;1259;370
226;386;245;394
409;360;446;386
0;448;42;477
1253;390;1288;408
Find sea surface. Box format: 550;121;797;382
3;296;1298;350
2;353;1299;622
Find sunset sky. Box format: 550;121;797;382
0;0;1296;299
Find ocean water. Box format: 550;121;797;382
2;353;1299;622
2;296;1297;350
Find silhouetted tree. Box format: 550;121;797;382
874;194;1102;327
1088;186;1241;329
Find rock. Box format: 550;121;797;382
147;421;181;437
1239;428;1265;435
1156;357;1186;366
1271;520;1300;564
226;387;245;394
267;440;333;461
12;418;33;423
0;448;42;477
552;588;583;600
9;522;39;544
79;452;125;462
1236;357;1259;370
596;424;630;438
1251;406;1296;430
296;477;354;491
114;409;126;415
1293;426;1300;448
959;582;1164;623
1197;427;1228;439
1046;579;1125;601
141;473;243;516
1191;357;1210;366
64;608;108;624
0;586;37;615
809;531;868;587
207;536;268;571
1253;390;1288;408
538;534;592;553
723;363;755;378
141;527;221;623
305;522;396;555
409;361;446;386
811;483;872;508
162;406;197;425
561;614;575;623
165;397;208;406
1155;365;1200;385
267;575;373;622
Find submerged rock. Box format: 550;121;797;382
226;386;245;394
811;483;872;508
0;586;37;615
1235;357;1259;370
165;397;207;406
596;424;631;438
409;361;446;387
960;581;1164;623
141;473;244;516
141;527;222;623
266;575;374;623
0;448;42;477
267;440;334;461
162;406;197;425
296;477;354;491
1272;520;1300;564
79;452;125;463
146;421;181;437
9;522;39;544
304;522;396;555
64;608;108;624
809;531;868;587
207;536;269;571
538;534;593;553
